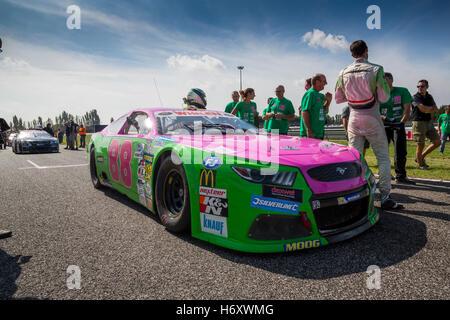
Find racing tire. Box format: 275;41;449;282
90;147;103;189
155;156;190;233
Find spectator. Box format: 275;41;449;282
438;105;450;154
379;72;415;184
71;120;79;150
261;85;295;135
342;105;370;156
43;123;54;137
335;40;403;210
261;97;274;131
298;78;312;115
64;121;72;150
225;91;240;113
56;128;64;144
299;74;331;139
411;79;441;168
232;88;258;125
78;124;87;148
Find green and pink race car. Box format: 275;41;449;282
87;108;379;253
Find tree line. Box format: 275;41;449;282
9;109;101;131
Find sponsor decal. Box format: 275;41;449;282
250;195;300;214
134;143;144;158
137;165;146;179
155;136;178;143
199;195;228;217
173;110;223;117
202;155;222;170
199;169;216;188
139;194;147;206
152;140;165;148
96;155;104;163
144;143;153;154
145;183;152;197
145;196;152;210
200;213;228;238
199;186;226;199
311;200;321;210
284;239;322;252
143;152;154;184
337;193;361;205
262;185;302;202
155;111;174;116
281;146;300;151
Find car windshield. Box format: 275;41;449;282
155;110;258;135
19;131;52;138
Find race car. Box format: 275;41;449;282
88;108;378;253
12;130;59;154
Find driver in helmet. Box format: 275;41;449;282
183;88;207;110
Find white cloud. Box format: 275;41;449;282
167;54;226;72
302;29;349;53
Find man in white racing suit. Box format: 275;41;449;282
335;40;403;210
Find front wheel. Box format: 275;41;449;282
90;147;103;189
155;156;190;233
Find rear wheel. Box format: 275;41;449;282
155;156;190;233
90;147;103;189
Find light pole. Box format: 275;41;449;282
237;66;244;90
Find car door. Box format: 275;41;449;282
108;111;154;209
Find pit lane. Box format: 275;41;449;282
0;147;448;299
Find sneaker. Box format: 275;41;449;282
395;177;416;185
0;229;12;239
381;196;404;210
415;157;429;168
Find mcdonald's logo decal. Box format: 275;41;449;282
199;169;216;188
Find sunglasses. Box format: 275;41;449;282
417;85;426;88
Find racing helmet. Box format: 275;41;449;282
183;88;207;109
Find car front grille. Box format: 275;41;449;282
307;162;361;182
310;185;371;236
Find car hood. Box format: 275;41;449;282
20;136;57;142
171;134;364;194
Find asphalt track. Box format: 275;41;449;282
0;147;449;300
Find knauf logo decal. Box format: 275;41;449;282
200;213;228;238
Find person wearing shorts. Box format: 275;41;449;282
411;80;441;169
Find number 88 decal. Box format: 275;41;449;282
108;139;133;188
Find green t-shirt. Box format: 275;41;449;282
262;107;269;130
299;88;326;138
265;97;295;134
225;101;237;113
438;113;450;134
379;86;413;123
234;101;257;125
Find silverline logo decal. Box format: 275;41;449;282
250;195;300;214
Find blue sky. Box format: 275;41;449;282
1;0;449;123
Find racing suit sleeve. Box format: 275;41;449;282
375;67;390;104
334;70;347;104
